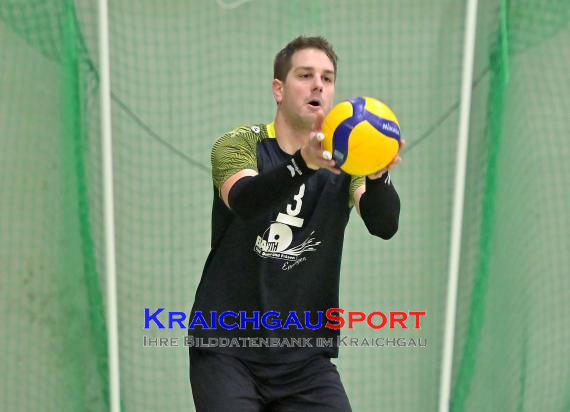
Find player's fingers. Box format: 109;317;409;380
312;110;325;132
304;137;334;169
399;138;407;150
387;156;401;171
315;154;336;169
309;131;325;148
324;163;341;175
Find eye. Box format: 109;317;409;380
324;76;333;83
299;73;311;79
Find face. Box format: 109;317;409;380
273;48;336;130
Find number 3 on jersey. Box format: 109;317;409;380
266;184;305;252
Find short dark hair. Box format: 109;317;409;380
273;36;338;82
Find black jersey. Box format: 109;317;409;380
189;123;364;363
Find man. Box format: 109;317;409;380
189;36;403;411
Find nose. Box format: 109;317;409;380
312;76;324;92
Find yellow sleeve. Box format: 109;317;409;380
211;126;262;190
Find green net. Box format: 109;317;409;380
1;1;568;411
0;1;108;410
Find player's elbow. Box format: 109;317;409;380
359;187;400;240
360;197;400;239
366;218;399;240
376;225;399;240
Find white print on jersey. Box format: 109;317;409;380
254;184;321;266
286;165;295;177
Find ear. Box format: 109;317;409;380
272;79;283;104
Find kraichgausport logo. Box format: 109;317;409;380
144;308;427;330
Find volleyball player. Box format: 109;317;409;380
189;36;403;411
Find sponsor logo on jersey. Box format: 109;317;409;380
253;184;320;267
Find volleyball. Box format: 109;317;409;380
321;97;401;176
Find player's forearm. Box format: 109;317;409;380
359;175;400;239
228;151;315;220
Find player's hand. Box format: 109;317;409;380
300;110;341;175
367;138;406;180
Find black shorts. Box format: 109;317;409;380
189;348;352;412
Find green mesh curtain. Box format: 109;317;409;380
1;1;569;411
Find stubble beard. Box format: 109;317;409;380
283;105;315;133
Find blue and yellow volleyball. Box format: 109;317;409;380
322;97;401;176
